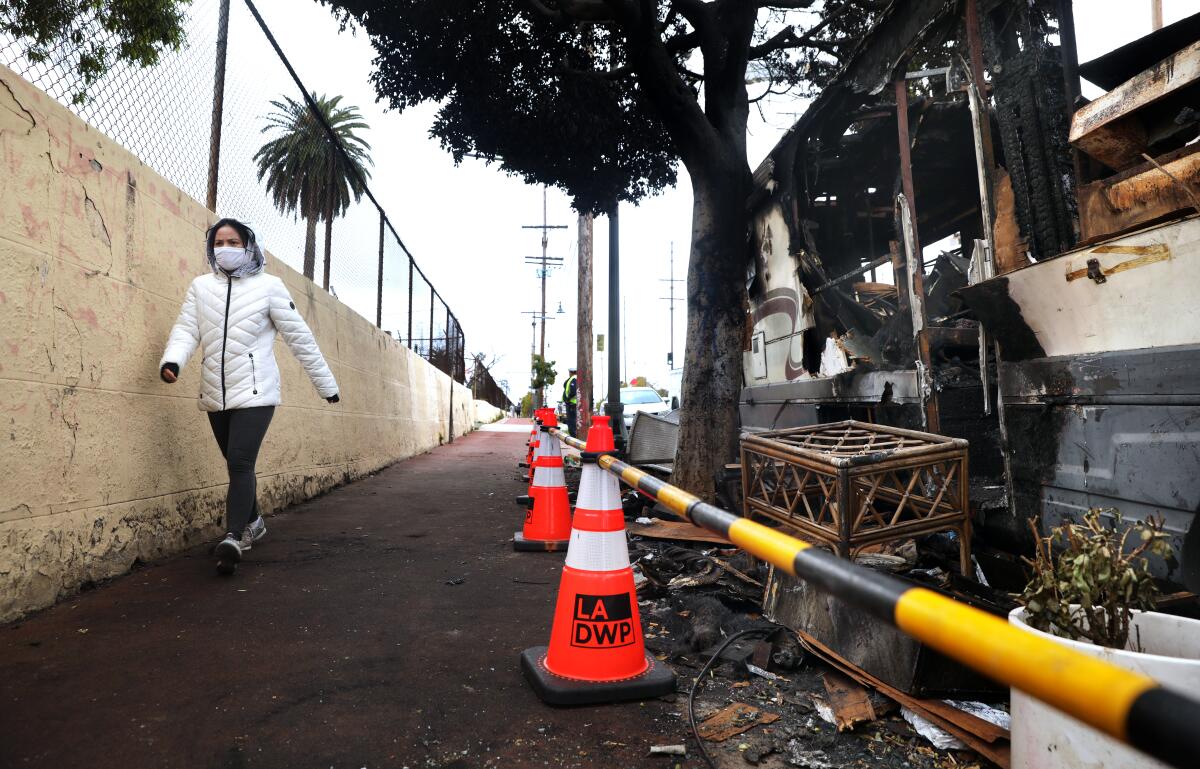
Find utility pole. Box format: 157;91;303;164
522;310;555;409
205;0;231;211
577;212;594;437
521;187;566;408
606;205;625;450
622;295;628;385
659;242;684;369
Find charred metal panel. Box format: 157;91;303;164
954;277;1046;361
764;567;1005;697
1000;345;1200;579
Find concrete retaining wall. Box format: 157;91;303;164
0;65;475;621
472;399;505;424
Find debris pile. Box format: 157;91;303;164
616;491;1014;768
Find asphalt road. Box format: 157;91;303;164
0;424;690;769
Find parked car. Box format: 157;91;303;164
616;386;670;430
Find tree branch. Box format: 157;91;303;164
756;0;817;8
669;0;713;34
525;0;616;22
748;2;853;60
665;29;700;53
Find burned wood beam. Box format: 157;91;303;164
1069;38;1200;170
895;80;940;433
1077;143;1200;241
813;253;893;294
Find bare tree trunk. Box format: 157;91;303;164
671;166;750;500
303;216;317;280
322;186;334;291
577;211;593;437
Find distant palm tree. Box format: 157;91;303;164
254;93;372;286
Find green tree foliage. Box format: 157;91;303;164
320;0;880;497
531;353;557;390
253;93;372;283
0;0;190;104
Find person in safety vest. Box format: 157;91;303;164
562;367;578;438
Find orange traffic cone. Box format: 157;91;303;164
515;418;546;507
514;411;572;552
521;415;676;704
518;409;546;477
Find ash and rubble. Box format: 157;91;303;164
565;458;1014;768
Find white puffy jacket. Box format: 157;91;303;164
160;271;338;411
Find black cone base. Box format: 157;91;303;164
520;646;676;706
513;532;570;552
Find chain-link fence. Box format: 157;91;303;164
0;0;494;388
469;356;514;412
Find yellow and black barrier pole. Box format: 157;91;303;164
551;429;1199;769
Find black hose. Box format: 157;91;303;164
687;627;776;769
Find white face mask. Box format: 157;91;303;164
214;246;250;272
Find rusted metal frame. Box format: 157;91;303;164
894;80;941;433
959;452;972;577
206;0;231;211
889;240;911;318
964;0;997;415
376;211;385;328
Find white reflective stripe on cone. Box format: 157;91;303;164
532;463;566;488
541;433;561;456
575;464;622;512
565;529;631;571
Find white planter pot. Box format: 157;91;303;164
1009;606;1200;769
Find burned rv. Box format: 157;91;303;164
741;0;1200;576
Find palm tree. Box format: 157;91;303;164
254;93;372;286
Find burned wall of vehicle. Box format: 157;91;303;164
961;218;1200;571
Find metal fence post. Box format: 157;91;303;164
428;287;435;361
376;211;385;328
443;299;451;374
407;256;414;349
205;0;231;211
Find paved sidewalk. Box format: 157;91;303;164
0;429;684;769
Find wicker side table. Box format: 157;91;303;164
740;421;971;576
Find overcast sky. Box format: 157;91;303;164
236;0;1190;405
9;0;1190;404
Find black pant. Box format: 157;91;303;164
207;406;274;538
565;403;577;438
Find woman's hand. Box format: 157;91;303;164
160;363;179;383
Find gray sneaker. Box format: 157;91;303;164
215;533;243;563
240;516;267;551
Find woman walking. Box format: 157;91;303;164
160;218;339;575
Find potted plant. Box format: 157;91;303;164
1009;509;1200;768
